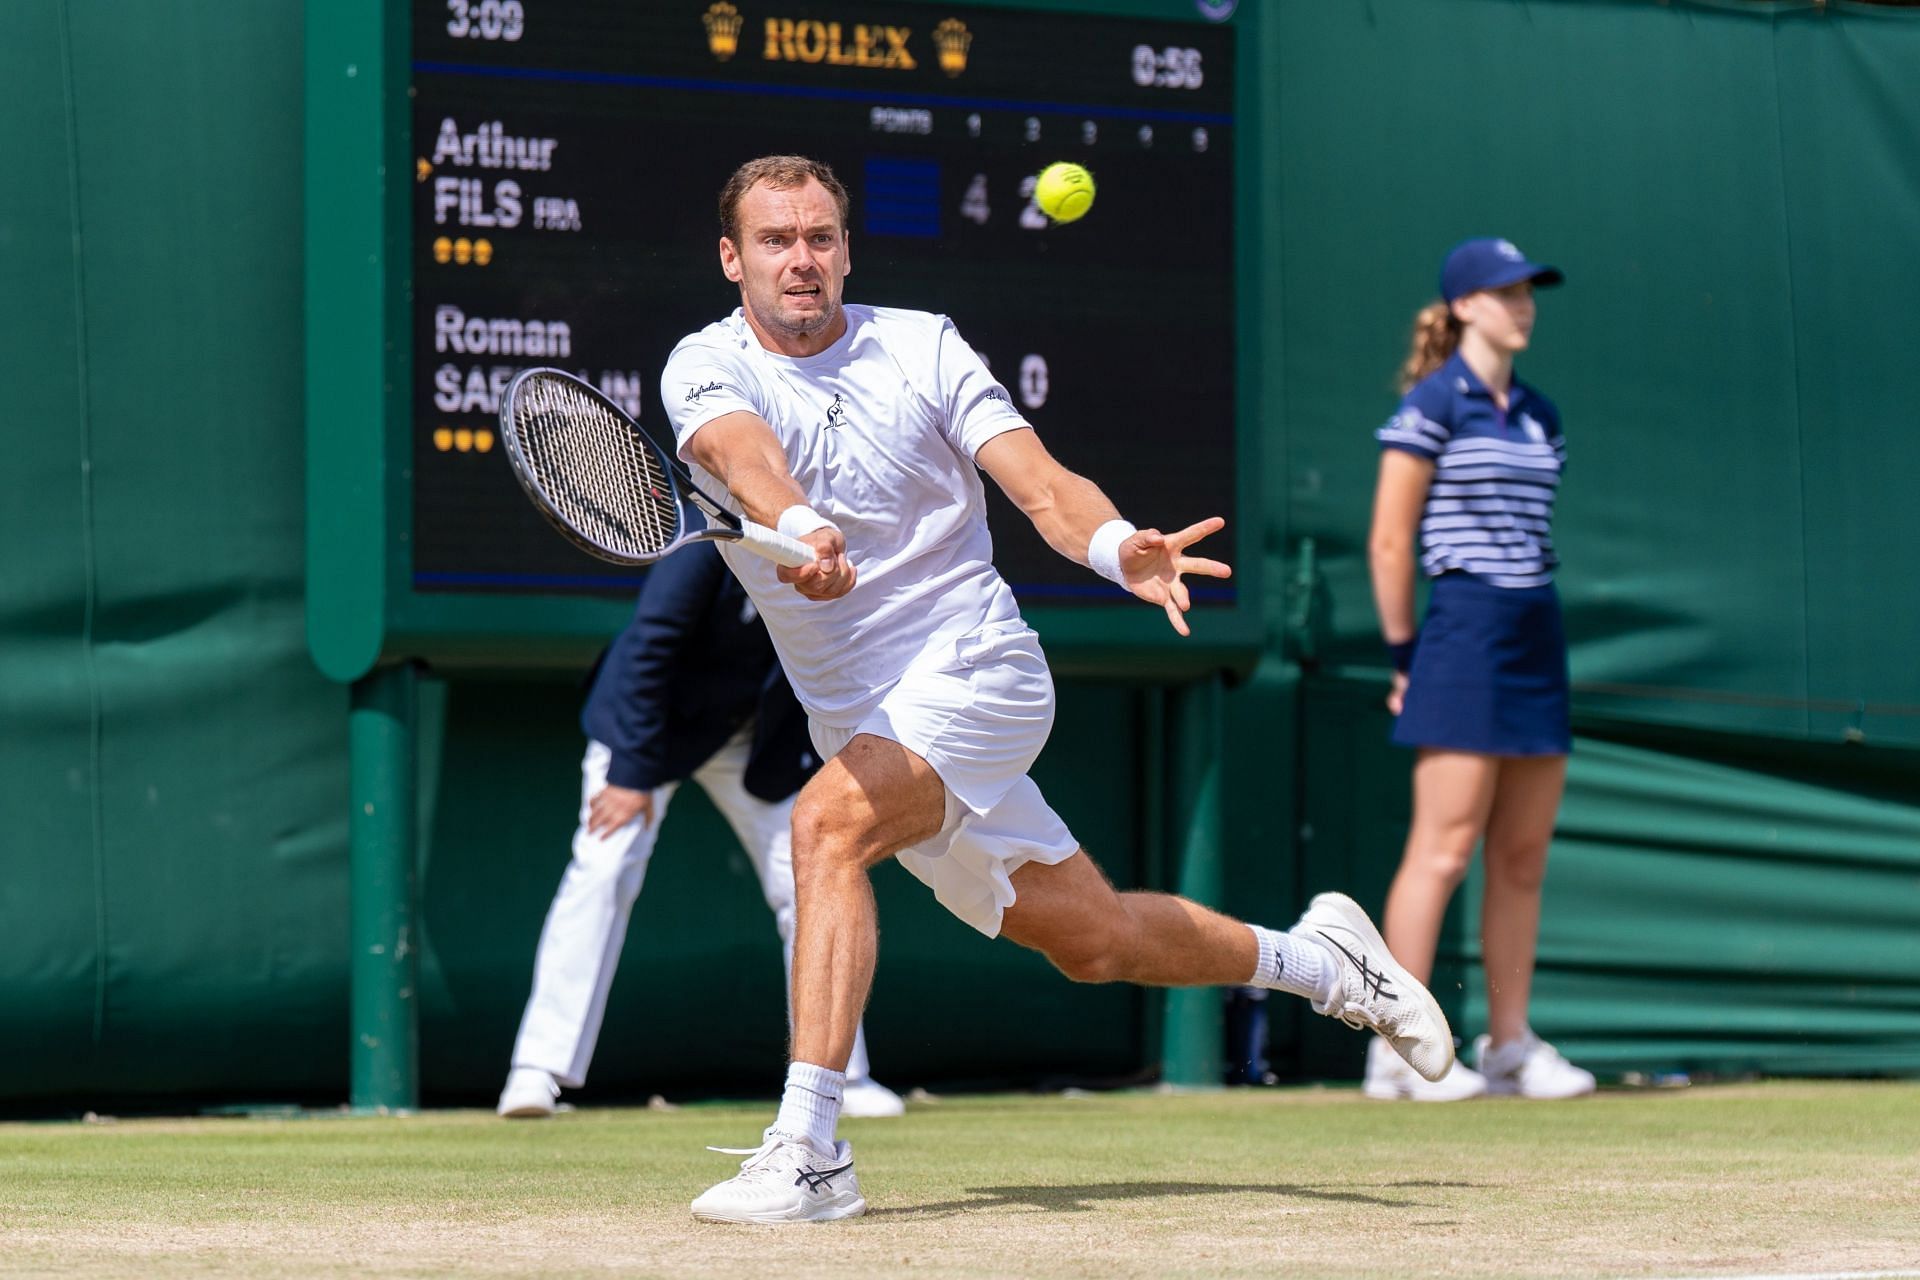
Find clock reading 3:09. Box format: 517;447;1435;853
410;1;1236;605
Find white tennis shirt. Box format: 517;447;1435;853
662;304;1033;727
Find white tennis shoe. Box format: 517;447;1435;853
1475;1030;1596;1099
691;1132;866;1224
840;1077;906;1119
495;1067;561;1118
1362;1036;1487;1101
1290;891;1455;1082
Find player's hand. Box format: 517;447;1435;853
777;525;857;601
1120;516;1232;637
1386;670;1409;716
587;784;652;837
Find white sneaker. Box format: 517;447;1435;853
1474;1030;1596;1099
691;1132;866;1224
495;1067;560;1118
840;1078;906;1119
1362;1036;1487;1102
1290;891;1455;1082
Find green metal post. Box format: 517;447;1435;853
1137;686;1168;1071
1160;673;1226;1088
350;662;419;1112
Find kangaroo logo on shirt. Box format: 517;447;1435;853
823;393;849;430
1518;412;1547;443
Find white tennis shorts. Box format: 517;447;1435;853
808;621;1080;937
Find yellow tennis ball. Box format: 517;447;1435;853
1034;162;1096;224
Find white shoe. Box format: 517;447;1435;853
840;1078;906;1119
1361;1036;1487;1101
691;1132;866;1224
1475;1030;1596;1099
495;1067;560;1118
1290;891;1455;1082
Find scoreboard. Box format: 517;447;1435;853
307;0;1261;678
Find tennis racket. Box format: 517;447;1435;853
497;367;815;569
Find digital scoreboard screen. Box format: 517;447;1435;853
410;1;1236;605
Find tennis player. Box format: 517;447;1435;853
666;155;1455;1224
1363;238;1595;1102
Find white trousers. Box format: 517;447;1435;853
509;726;874;1088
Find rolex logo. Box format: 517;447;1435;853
933;18;971;77
704;2;744;60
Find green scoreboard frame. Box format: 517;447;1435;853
306;0;1264;681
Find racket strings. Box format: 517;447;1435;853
512;377;681;558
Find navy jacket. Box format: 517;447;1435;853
580;543;816;801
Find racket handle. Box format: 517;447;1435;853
735;520;819;568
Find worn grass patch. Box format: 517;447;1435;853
2;1082;1917;1279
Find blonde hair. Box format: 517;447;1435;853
1397;300;1461;393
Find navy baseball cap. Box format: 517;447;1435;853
1439;238;1564;303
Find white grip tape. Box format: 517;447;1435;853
736;520;817;568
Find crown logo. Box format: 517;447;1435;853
703;2;744;61
933;18;971;77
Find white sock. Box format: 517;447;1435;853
1246;924;1339;1009
771;1061;843;1154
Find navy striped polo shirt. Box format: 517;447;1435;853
1376;352;1565;589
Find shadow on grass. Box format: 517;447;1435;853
867;1179;1480;1219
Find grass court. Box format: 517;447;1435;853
3;1081;1917;1278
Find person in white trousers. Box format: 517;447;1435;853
497;542;902;1119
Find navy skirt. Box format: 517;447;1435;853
1392;571;1570;756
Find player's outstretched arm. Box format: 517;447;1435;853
684;410;854;600
975;428;1230;636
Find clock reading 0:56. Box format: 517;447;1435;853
446;0;525;41
1131;44;1204;90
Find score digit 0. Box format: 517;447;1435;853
1019;354;1050;410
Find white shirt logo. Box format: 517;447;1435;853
1518;412;1547;443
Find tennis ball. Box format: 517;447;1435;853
1034;162;1096;224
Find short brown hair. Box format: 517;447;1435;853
717;155;850;246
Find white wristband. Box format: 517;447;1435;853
1087;518;1138;586
776;504;838;540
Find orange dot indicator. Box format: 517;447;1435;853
474;429;495;452
454;428;474;452
433;427;453;451
432;237;453;264
473;239;493;265
453;238;472;265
